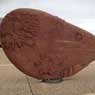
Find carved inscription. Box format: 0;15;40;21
1;14;40;50
75;32;83;41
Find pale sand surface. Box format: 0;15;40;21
0;48;95;95
0;65;32;95
0;48;11;64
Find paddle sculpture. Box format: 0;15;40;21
0;8;95;83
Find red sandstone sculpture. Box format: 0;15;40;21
0;8;95;82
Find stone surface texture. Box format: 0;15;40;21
1;8;95;80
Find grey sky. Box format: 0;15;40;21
0;0;95;34
0;0;95;18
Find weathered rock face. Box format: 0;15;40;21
0;8;95;80
0;18;2;23
0;18;2;46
